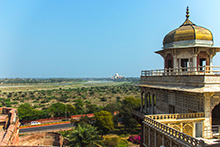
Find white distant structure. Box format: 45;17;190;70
111;73;123;80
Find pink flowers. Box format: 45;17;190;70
128;135;140;144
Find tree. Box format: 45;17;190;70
86;104;100;113
94;110;114;136
66;104;76;116
104;102;121;114
68;124;101;147
47;102;65;117
122;97;141;109
18;103;47;121
18;103;33;121
74;98;84;113
120;97;141;130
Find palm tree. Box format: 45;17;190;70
68;124;101;147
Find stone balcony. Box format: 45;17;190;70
132;111;220;147
141;66;220;88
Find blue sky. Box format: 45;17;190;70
0;0;220;78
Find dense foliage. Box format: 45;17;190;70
94;110;114;136
0;83;139;109
67;124;101;147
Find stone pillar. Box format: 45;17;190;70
147;93;149;114
148;93;151;114
144;93;148;114
140;92;143;112
173;55;177;74
210;55;213;72
193;54;197;71
152;95;154;114
154;94;156;114
203;93;214;139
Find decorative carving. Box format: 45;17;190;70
183;123;193;136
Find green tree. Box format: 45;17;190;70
104;102;121;114
18;103;33;121
74;98;84;113
68;124;101;147
66;104;76;116
86;104;100;113
120;97;141;130
47;102;66;117
122;97;141;109
18;103;47;121
94;110;114;136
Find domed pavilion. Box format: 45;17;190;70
156;7;220;71
133;7;220;147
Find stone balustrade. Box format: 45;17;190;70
132;111;209;147
147;112;205;120
143;116;205;146
141;66;220;77
140;66;220;87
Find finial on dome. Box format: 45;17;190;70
186;6;190;19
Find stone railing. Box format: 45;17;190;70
144;115;205;146
147;112;205;120
141;66;220;77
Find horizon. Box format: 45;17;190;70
1;0;220;78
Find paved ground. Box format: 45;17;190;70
19;123;72;133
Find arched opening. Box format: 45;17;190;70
197;51;210;72
165;53;173;69
212;103;220;134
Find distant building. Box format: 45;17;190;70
111;73;123;80
133;7;220;146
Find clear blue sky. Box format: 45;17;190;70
0;0;220;78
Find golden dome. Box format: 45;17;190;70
163;7;213;49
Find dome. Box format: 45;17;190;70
163;7;213;49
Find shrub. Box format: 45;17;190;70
103;137;119;147
128;135;141;144
100;97;107;102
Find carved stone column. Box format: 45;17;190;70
210;55;213;72
152;95;155;114
145;93;148;114
173;55;177;73
193;54;197;71
203;93;214;139
140;92;143;112
148;93;151;114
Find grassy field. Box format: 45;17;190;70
0;81;128;92
0;81;140;109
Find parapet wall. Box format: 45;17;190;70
0;107;20;146
141;75;220;87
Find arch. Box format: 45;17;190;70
212;102;220;126
197;51;210;67
165;53;173;69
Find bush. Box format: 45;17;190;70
100;97;107;102
128;135;141;144
118;139;128;147
103;137;119;147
